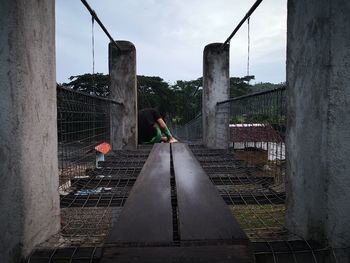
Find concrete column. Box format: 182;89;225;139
215;102;230;149
203;43;230;149
0;1;60;262
286;0;350;261
109;41;137;150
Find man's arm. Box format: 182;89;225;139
156;118;167;130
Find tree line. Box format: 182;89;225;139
59;73;284;125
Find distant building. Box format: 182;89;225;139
229;124;285;164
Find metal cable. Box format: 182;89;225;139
92;17;95;77
80;0;121;51
222;0;263;48
91;16;96;94
247;17;250;77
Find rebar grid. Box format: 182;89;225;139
161;86;332;261
29;89;151;255
183;88;336;262
28;148;151;263
58;150;150;242
57;87;112;185
27;87;338;262
189;145;337;262
28;143;337;262
190;145;286;236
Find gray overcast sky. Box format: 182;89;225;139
56;0;287;85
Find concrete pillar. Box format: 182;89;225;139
286;0;350;261
215;102;230;149
109;41;137;149
0;1;59;262
203;43;230;149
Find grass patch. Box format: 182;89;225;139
230;204;287;241
230;204;285;228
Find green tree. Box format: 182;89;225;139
230;75;255;98
62;73;177;119
137;75;174;119
252;82;286;93
170;78;202;125
63;73;110;97
60;72;286;128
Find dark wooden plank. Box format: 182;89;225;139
106;143;172;243
172;143;249;241
101;245;253;263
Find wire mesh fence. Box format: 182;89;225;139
219;86;286;189
57;87;112;191
49;87;150;249
183;87;336;262
172;113;202;143
212;87;287;240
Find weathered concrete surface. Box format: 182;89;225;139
215;103;230;149
286;0;350;261
203;43;230;149
0;0;60;262
109;41;137;150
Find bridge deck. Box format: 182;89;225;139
172;143;248;241
101;143;254;262
105;144;173;244
28;144;332;263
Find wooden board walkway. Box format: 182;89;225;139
101;143;254;263
172;143;249;241
101;245;253;263
105;143;173;244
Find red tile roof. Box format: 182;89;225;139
230;124;283;143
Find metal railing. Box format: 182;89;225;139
173;86;286;181
217;86;286;188
57;86;115;191
172;113;202;143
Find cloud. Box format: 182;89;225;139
56;0;287;84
